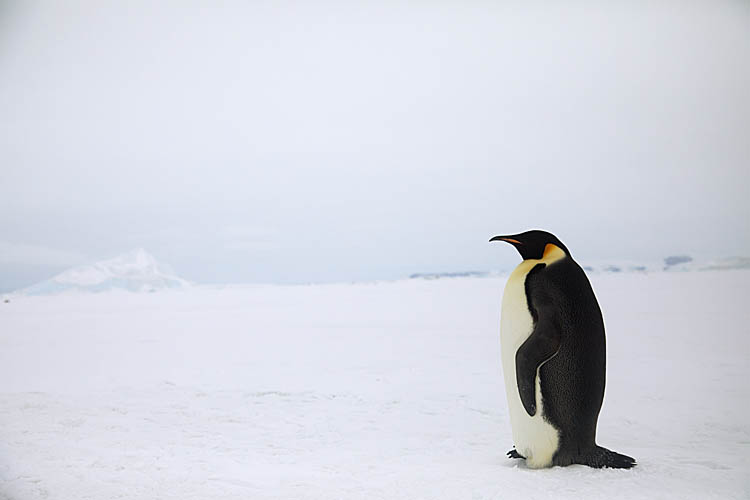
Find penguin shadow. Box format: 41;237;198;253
498;457;562;472
498;457;621;472
498;457;531;470
497;449;638;472
497;450;533;470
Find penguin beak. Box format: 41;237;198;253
489;235;523;245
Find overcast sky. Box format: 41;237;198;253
1;0;749;291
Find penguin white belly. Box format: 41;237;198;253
500;250;564;468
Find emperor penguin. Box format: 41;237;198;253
490;230;635;469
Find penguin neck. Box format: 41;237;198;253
508;244;567;283
540;243;566;262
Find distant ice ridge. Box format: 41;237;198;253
582;255;750;273
409;271;492;280
580;260;660;274
16;248;190;295
409;255;750;280
700;256;750;271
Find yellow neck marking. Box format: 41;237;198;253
508;244;566;283
541;243;566;263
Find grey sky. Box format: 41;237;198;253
1;1;749;291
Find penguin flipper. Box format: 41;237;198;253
516;265;562;417
515;315;561;416
507;448;525;459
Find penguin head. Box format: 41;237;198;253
489;230;570;260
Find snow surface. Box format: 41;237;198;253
15;249;190;296
1;271;749;499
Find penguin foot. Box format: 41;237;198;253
579;446;636;469
507;448;525;460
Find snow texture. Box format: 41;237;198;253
0;271;748;499
15;249;190;295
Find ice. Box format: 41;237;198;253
701;257;750;271
0;271;748;499
14;249;190;296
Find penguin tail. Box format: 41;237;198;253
580;446;636;469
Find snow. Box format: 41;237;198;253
15;249;190;295
0;271;748;499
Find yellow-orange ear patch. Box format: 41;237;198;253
543;243;564;259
